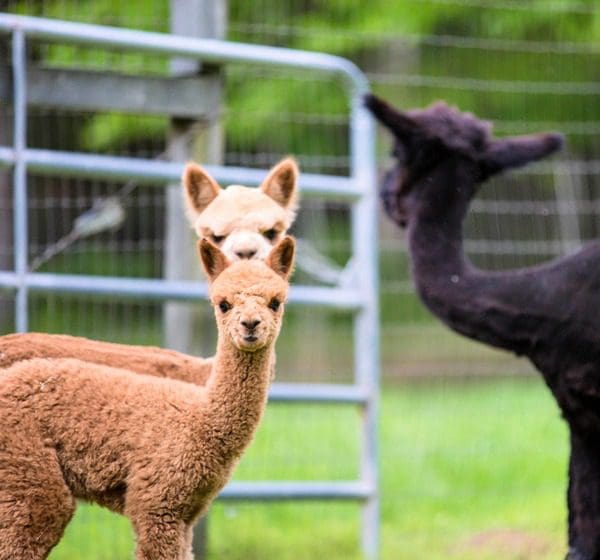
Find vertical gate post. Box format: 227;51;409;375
350;98;380;560
164;1;226;557
11;28;28;333
0;41;14;331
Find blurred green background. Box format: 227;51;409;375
1;0;598;558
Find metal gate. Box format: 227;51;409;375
0;14;380;558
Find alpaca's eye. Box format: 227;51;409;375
219;300;231;313
263;229;278;241
268;298;280;312
211;234;225;244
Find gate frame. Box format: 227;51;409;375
0;14;380;559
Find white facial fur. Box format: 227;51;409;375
183;159;299;262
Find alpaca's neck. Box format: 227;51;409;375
203;337;274;459
407;159;474;291
406;162;558;357
408;201;469;281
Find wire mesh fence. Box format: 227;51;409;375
1;0;598;377
226;0;599;379
1;0;598;558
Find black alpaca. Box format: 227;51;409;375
365;94;600;560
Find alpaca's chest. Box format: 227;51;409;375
531;352;600;435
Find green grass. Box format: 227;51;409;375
49;376;568;560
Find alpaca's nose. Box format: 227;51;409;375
235;248;257;260
241;319;261;331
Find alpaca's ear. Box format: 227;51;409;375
260;158;299;210
198;239;230;282
182;162;221;218
480;132;564;179
364;94;418;140
266;236;296;280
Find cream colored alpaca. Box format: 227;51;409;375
0;158;299;385
0;237;295;560
184;157;298;261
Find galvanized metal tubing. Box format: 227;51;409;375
0;14;380;559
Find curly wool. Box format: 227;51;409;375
0;240;293;560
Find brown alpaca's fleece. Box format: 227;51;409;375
0;242;293;560
0;158;299;389
0;332;213;385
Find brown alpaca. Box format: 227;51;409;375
0;333;214;385
0;236;295;560
0;157;299;386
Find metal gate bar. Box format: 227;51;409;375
0;14;380;559
0;147;364;199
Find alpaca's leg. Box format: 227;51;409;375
567;432;600;560
130;512;188;560
182;524;195;560
0;432;75;559
566;549;595;560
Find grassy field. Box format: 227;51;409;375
49;376;569;560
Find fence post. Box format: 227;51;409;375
164;0;226;557
554;161;582;254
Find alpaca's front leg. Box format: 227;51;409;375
182;524;195;560
0;426;75;560
567;432;600;560
566;549;595;560
131;513;188;560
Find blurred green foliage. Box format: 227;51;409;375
10;0;599;156
49;377;568;560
